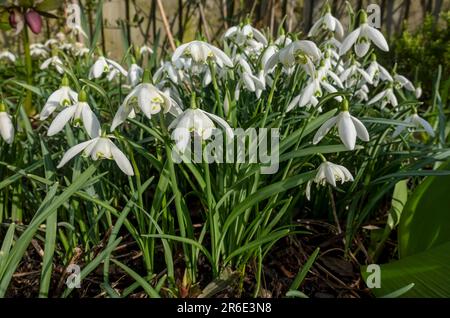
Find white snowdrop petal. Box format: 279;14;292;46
0;112;14;144
47;105;77;136
416;116;435;137
366;26;389;52
57;139;95;168
338;113;357;150
351;116;370;142
340;28;361;55
109;140;134;176
313;116;338;144
81;104;101;138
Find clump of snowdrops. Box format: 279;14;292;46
0;4;445;297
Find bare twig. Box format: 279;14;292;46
156;0;176;51
198;1;212;42
328;186;342;234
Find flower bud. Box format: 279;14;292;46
25;10;42;34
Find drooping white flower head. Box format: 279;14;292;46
47;89;100;138
313;100;369;150
393;74;415;92
366;54;393;86
127;63;143;87
0;102;14;144
368;86;398;108
340;11;389;57
234;54;265;99
40;76;78;120
355;84;370;102
140;45;153;56
224;23;268;46
392;112;435;138
40;55;64;74
153;61;180;84
415;84;422;99
306;161;354;200
308;6;344;38
288;76;341;112
89;56;128;80
339;58;373;87
45;38;59;48
30;43;49;58
111;72;172;131
0;51;16;63
168;99;234;153
57;133;134;176
73;42;90;57
172;40;233;68
264;40;321;76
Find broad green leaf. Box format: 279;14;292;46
388;179;408;229
362;242;450;297
399;161;450;257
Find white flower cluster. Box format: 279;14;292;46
29;7;435;198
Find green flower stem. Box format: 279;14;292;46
203;157;219;276
209;62;223;117
160;113;194;280
22;26;34;116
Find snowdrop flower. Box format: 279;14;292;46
40;76;78;120
264;40;321;76
73;42;90;57
30;43;49;58
89;56;128;80
274;34;293;47
340;11;389;57
140;45;153;55
355;84;370;102
0;51;16;63
224;23;268;46
339;59;373;86
368;86;398;108
47;89;100;138
68;22;88;39
44;38;58;48
393;74;415;92
234;55;265;98
59;43;74;51
287;75;341;112
40;55;64;74
392;112;435;138
306;161;353;200
366;54;393;86
168;98;234;153
153;61;180;84
57;132;134;176
127;63;143;87
308;6;344;38
313;100;369;150
111;74;171;131
172;41;233;68
415;84;422;99
0;102;14;144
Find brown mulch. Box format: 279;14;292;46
5;218;380;298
